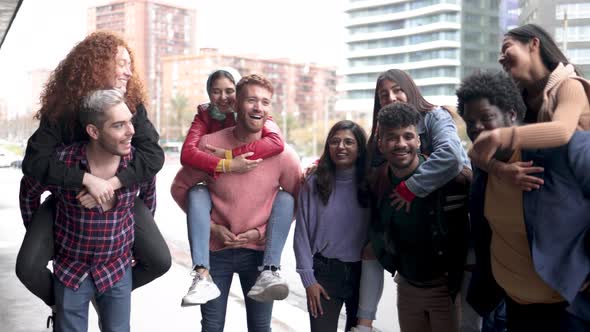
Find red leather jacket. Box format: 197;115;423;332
180;103;284;176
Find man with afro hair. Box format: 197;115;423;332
457;71;590;331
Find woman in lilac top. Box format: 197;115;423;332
294;120;370;332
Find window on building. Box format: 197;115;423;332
555;25;590;42
407;66;458;79
568;48;590;64
349;3;405;19
420;84;456;96
346;73;379;84
349;20;404;35
409;48;459;62
556;3;590;20
347;90;374;99
349;54;407;67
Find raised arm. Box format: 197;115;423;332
506;79;587;149
231;117;284;159
22;104;164;190
180;110;223;176
405;107;465;198
19;176;48;228
116;104;165;187
472;79;589;173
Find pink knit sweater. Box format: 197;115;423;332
171;127;302;251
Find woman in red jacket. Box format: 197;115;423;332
178;69;295;306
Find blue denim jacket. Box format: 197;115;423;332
405;107;470;197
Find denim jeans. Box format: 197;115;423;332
482;300;507;332
15;197;170;307
357;259;384;321
187;186;294;270
54;266;132;332
309;254;361;332
201;249;273;332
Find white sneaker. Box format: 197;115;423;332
181;271;221;307
247;270;289;302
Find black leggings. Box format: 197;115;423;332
15;196;171;306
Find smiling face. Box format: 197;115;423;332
327;129;359;170
463;97;516;142
236;84;271;133
377;79;408;107
112;46;132;93
209;77;236;113
378;125;420;174
93;102;135;156
499;36;536;83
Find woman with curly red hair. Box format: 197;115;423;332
16;31;170;325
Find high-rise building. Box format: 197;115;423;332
88;0;197;123
337;0;501;120
520;0;590;75
160;49;338;144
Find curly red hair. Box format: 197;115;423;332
37;31;146;130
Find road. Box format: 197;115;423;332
0;162;400;332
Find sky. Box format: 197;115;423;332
0;0;346;116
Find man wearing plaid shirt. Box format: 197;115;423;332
19;89;156;332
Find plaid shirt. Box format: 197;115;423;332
19;143;156;293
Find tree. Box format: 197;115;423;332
169;94;191;140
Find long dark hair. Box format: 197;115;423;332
315;120;368;207
368;69;434;147
506;24;582;76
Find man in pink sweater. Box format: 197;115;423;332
171;74;301;331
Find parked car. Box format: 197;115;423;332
11;159;22;168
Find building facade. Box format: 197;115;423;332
338;0;501;120
160;49;338;144
88;0;197;125
520;0;590;75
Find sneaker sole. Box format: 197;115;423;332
247;284;289;302
180;289;221;307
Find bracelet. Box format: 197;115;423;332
224;149;233;160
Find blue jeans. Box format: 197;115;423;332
357;259;384;321
54;266;132;332
187;186;294;270
201;249;273;332
482;300;507;332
